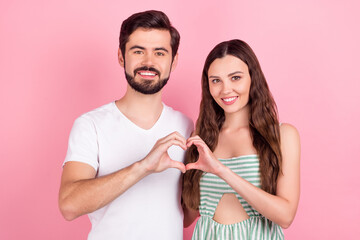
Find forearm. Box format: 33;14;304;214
60;131;188;221
218;166;298;228
59;160;148;220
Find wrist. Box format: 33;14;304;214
215;163;231;179
135;159;152;176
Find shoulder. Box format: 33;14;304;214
279;123;301;159
163;104;193;126
280;123;300;142
80;102;114;119
69;102;116;133
75;102;116;124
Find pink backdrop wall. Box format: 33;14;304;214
1;0;359;239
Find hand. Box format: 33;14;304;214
185;135;224;175
141;132;187;173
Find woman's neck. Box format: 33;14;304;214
222;105;250;131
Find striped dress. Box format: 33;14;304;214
192;155;284;240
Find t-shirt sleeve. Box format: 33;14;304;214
63;116;99;171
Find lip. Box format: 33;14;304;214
221;96;238;105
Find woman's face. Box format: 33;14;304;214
208;55;251;114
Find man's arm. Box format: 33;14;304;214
58;131;187;221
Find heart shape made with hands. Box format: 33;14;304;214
181;135;222;174
148;132;221;174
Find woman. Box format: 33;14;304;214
182;39;300;239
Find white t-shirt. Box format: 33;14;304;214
64;102;193;240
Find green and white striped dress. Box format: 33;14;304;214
192;155;284;240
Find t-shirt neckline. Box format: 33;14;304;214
111;101;166;132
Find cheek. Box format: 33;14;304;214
238;80;251;94
124;58;134;72
162;60;173;73
209;85;218;98
239;85;250;94
240;85;251;104
125;65;134;75
162;64;171;74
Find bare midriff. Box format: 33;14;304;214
212;193;250;224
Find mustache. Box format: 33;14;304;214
134;66;160;76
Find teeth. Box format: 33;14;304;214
223;97;237;102
139;72;156;76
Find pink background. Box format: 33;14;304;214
1;0;359;239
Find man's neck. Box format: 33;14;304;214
115;86;164;130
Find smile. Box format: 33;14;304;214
221;96;238;105
137;71;158;79
138;71;156;76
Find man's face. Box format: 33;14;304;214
118;28;177;94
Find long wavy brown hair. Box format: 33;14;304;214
182;39;282;210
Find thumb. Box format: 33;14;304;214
169;160;186;173
185;162;199;171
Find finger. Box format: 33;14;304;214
163;139;187;151
185;162;200;171
187;135;202;142
172;131;186;140
159;131;187;146
186;139;207;149
169;160;186;173
168;131;186;142
186;136;205;147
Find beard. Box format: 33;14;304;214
125;66;169;95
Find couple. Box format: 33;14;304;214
59;10;300;240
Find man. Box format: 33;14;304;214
59;10;193;240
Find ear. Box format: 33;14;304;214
118;48;124;67
170;53;178;72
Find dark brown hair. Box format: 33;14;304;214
119;10;180;60
182;39;282;210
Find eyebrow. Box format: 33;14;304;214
228;71;244;76
129;45;169;52
209;71;244;79
154;47;169;52
129;45;145;50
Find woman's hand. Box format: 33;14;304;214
185;135;225;175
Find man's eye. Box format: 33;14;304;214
134;51;143;54
155;52;165;56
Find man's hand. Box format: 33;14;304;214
140;132;188;173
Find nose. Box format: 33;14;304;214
221;81;232;95
141;53;154;66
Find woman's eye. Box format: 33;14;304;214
211;79;220;83
232;76;241;80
